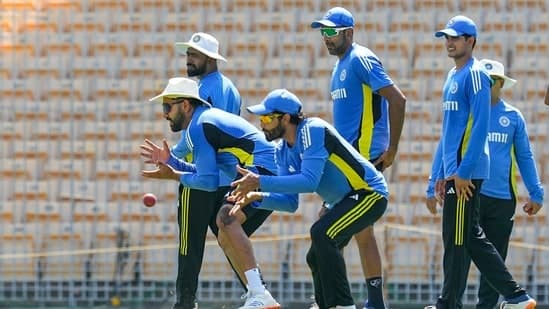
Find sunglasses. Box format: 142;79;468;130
320;27;351;38
162;98;186;114
259;113;283;124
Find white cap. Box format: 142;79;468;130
174;32;227;62
480;59;517;90
149;77;211;106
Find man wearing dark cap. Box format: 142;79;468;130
311;6;407;309
229;89;390;309
425;15;537;309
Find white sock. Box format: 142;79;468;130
244;268;265;294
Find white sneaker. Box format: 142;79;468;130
329;306;356;309
239;289;281;309
310;303;320;309
500;294;536;309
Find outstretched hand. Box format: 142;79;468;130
141;162;179;181
230;165;260;201
140;139;171;165
227;191;263;216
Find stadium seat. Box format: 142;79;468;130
57;180;103;203
310;55;337;78
288;237;312;282
141;222;178;281
205;11;251;33
384;57;412;80
105;101;146;121
89;32;136;58
459;0;502;11
12;140;55;161
277;32;322;60
513;32;548;58
59;140;102;160
109;181;144;202
81;121;120;141
13;100;52;121
483;11;525;32
42;0;83;12
365;0;409;11
384;235;431;283
276;0;318;11
105;141;141;160
508;0;547;11
134;0;177;12
0;202;14;223
128;121;167;142
87;0;128;11
230;0;273;11
12;180;54;201
119;56;167;80
0;232;37;281
24;202;63;223
20;56;66;79
395;159;432;182
0;158;42;181
389;12;435;33
263;56;311;78
72;202;110;222
0;0;37;10
321;0;364;11
43;158;94;180
529;12;549;32
30;121;73;141
111;12;156;32
16;11;59;34
64;11;111;33
397;139;437;162
475;33;506;59
120;202;162;223
40;232;87;281
95;159;142;181
219;55;262;78
372;33;413;64
89;222;138;281
93;79;139;102
413;36;446;59
412;57;454;81
57;100;98;121
71;56;115;79
413;0;457;11
253;11;296;32
0;79;38;101
228;32;275;59
511;57;548;80
285;78;326;101
41;33;84;57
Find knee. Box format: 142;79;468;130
306;247;315;267
354;226;376;245
216;204;240;231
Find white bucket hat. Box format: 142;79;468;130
149;77;211;107
480;59;517;90
175;32;227;62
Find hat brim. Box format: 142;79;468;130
246;104;272;115
149;92;212;107
174;42;227;62
493;75;517;90
435;29;462;37
311;19;337;28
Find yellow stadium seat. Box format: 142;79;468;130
228;32;275;59
0;232;36;281
483;12;525;32
508;0;547;11
135;33;175;58
385;235;431;283
71;57;113;79
414;0;456;11
459;0;502;11
30;121;73;141
20;56;65;79
372;33;413;63
366;0;409;11
185;0;223;11
529;12;549;32
65;11;110;33
40;232;87;281
0;79;37;101
42;33;83;57
111;12;156;32
43;158;94;180
72;202;110;222
231;0;272;11
59;140;100;160
95;159;142;181
57;180;102;202
12;140;54;161
321;0;364;11
92;79;135;102
134;0;176;11
17;11;58;34
263;56;311;78
12;181;53;201
278;32;321;60
0;158;42;181
513;32;548;58
24;202;63;222
119;57;167;80
42;0;82;11
0;0;37;10
276;0;317;11
253;11;296;32
205;11;250;33
88;0;128;11
389;12;435;33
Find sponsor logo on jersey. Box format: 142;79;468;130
488;131;509;143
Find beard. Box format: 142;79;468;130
168;112;185;132
186;63;206;77
263;124;284;141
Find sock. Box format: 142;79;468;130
366;276;385;308
244;268;265;294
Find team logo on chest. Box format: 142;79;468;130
450;81;458;94
339;69;347;81
499;116;510;127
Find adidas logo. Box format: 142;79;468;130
446;187;456;195
288;165;296;173
349;194;359;201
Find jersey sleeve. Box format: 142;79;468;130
513;111;544;204
456;69;491;179
179;125;219;191
351;53;394;92
259;124;327;193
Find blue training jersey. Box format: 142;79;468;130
432;57;491;181
167;106;276;192
171;70;242;187
255;117;388;213
330;43;394;159
481;99;544;203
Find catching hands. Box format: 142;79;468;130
140;139;171;165
230;165;260;201
141;162;179;181
227;191;263;216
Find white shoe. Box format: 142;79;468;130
310;303;320;309
500;294;536;309
239;289;281;309
329;306;356;309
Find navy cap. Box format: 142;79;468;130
435;15;477;38
311;7;354;28
247;89;302;116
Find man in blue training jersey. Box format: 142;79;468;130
140;77;280;309
310;7;407;309
228;89;389;309
427;59;544;308
163;32;243;309
424;16;536;309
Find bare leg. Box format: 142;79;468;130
354;225;385;308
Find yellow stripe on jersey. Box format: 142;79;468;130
179;187;191;255
461;114;474;157
357;85;374;159
219;147;254;166
510;145;518;199
326;192;382;239
455;196;466;246
329;153;372;191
